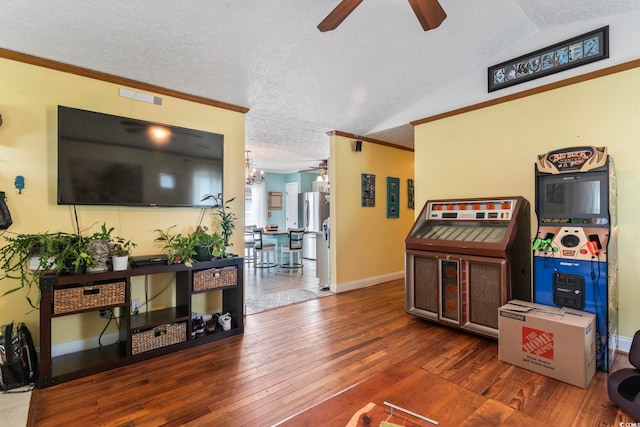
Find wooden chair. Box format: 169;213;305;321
252;228;276;270
279;228;305;273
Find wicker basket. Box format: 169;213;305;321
193;266;237;292
53;281;126;314
131;323;186;355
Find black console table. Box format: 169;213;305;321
38;257;243;388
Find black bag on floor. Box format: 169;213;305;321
0;322;38;390
0;191;13;230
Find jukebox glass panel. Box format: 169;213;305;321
441;260;459;322
412;222;508;243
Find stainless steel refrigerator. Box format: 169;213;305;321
298;192;329;259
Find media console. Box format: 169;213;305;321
38;257;243;388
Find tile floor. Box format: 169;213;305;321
0;386;31;427
244;258;329;300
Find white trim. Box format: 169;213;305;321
331;271;404;293
618;335;632;354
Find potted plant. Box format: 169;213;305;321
0;231;65;309
56;233;98;275
190;226;226;261
201;193;237;256
154;226;197;267
109;237;137;271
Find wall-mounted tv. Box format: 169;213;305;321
58;106;224;207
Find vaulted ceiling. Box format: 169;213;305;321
2;1;639;172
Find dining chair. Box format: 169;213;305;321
279;228;305;273
244;225;256;263
252;228;276;270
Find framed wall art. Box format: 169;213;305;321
407;178;415;209
488;26;609;92
361;173;375;207
268;191;282;210
387;177;399;218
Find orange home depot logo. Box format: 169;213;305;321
522;327;554;360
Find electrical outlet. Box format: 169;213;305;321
131;299;141;314
99;309;112;319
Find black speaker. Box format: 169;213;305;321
354;140;362;152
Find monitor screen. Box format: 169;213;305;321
57;106;224;207
536;171;608;221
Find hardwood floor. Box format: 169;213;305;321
28;279;633;426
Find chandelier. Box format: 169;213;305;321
245;150;265;185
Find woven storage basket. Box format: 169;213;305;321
53;281;126;314
131;323;186;355
193;266;237;292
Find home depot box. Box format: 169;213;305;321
498;300;595;388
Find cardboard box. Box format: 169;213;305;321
498;300;595;389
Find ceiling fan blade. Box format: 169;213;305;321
318;0;364;32
407;0;446;31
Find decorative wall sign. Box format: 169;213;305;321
407;178;415;209
361;173;375;207
387;177;399;218
268;191;282;210
488;26;609;92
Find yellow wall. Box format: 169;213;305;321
330;134;414;291
414;66;640;339
0;58;246;345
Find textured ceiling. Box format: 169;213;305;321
1;1;640;172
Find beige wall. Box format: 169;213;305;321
330;134;414;291
414;66;640;339
0;58;246;345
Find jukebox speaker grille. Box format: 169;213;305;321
468;262;502;329
414;256;438;313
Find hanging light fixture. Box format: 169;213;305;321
245;150;265;185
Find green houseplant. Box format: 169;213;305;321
201;193;237;255
109;237;137;271
0;231;98;309
0;232;65;309
154;226;197;267
190;226;225;261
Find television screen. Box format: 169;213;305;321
536;171;608;221
58;106;224;207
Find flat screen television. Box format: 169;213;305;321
58;106;224;207
535;170;609;223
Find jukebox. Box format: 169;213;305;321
405;196;531;338
533;146;617;371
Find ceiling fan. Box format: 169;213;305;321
318;0;446;32
299;159;328;173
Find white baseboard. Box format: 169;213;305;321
330;271;404;293
617;335;632;353
50;333;120;357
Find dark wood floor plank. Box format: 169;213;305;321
28;280;634;426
